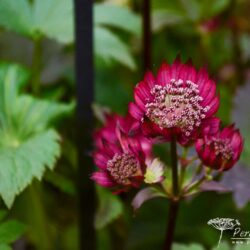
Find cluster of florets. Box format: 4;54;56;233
91;57;243;192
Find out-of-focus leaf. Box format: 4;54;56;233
212;241;250;250
239;33;250;62
0;63;30;90
0;1;138;69
94;3;141;35
0;244;11;250
232;80;250;164
201;0;230;18
217;85;233;124
0;64;72;208
132;187;166;211
0;211;7;222
179;0;201;22
95;26;136;70
0;0;73;43
32;0;73;43
95;186;123;229
221;163;250;208
0;220;26;244
45;171;76;195
173;243;204;250
0;0;32;38
152;10;186;32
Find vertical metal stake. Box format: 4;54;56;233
74;0;96;249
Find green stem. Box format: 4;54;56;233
28;182;52;250
31;39;42;95
164;136;179;250
170;136;179;197
179;166;186;188
185;176;207;194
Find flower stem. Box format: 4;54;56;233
164;136;179;250
164;200;179;250
170;136;179;197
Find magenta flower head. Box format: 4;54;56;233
91;114;152;192
129;57;219;144
196;124;243;171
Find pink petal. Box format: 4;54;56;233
157;62;172;85
134;80;152;109
201;117;220;136
93;151;109;169
201;82;216;106
144;71;156;89
205;96;219;117
129;102;144;120
91;172;115;187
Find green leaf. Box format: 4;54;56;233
45;171;76;196
0;1;138;69
0;244;11;250
0;220;26;244
0;130;60;208
0;63;30;90
0;211;7;222
32;0;73;43
94;3;141;35
0;64;72;208
173;243;204;250
95;186;123;230
95;27;136;70
0;0;33;38
0;0;73;43
152;9;186;32
201;0;230;18
179;0;202;22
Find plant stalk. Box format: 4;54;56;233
170;136;179;197
164;200;179;250
164;136;179;250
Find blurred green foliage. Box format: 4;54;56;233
0;0;249;249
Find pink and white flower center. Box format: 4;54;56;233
145;79;210;136
107;153;141;185
208;138;233;160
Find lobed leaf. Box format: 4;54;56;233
94;3;141;36
95;27;136;70
0;64;72;208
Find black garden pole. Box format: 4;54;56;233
142;0;152;70
74;0;96;249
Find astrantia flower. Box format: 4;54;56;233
129;57;219;144
91;114;152;191
196;125;243;171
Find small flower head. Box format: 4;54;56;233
129;57;219;144
144;158;165;184
91;114;152;192
208;218;240;230
196;124;243;171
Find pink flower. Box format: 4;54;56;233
91;114;152;191
199;17;220;33
196;125;243;171
129;57;219;144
